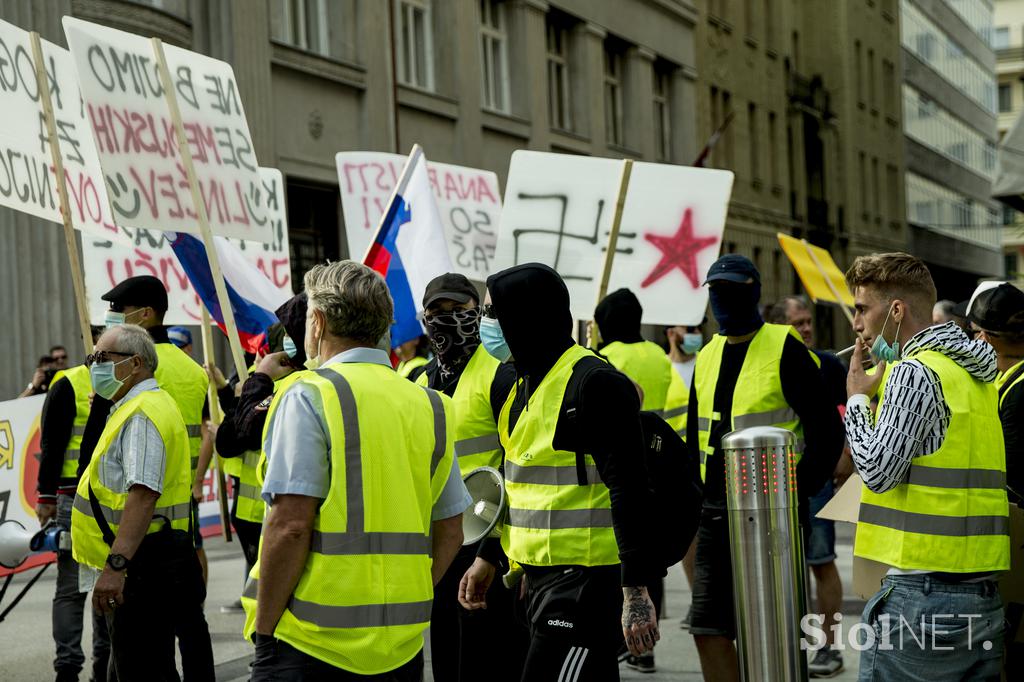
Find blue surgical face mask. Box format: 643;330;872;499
283;335;297;359
682;333;703;355
104;310;126;329
89;358;131;400
480;316;512;363
870;304;902;362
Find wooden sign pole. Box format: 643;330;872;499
201;307;232;542
801;239;856;327
361;144;423;263
151;37;249;383
30;33;93;356
587;158;634;348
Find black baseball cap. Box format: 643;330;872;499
961;282;1024;333
423;273;479;309
102;275;169;313
704;254;761;285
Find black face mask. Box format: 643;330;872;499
424;308;481;379
709;282;763;336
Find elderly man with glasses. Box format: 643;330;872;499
70;324;207;681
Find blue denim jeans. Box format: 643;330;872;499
858;574;1005;681
807;480;837;566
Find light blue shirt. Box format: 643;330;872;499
262;347;471;521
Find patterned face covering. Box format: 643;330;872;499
424;308;481;380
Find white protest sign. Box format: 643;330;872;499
0;19;123;242
336;152;501;281
493;151;733;325
62;17;271;243
0;395;55;576
82;167;292;325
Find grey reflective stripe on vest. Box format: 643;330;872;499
71;425;87;437
72;493;191;525
243;579;431;628
732;407;797;430
310;530;431;555
508;508;613;529
64;449;80;462
455;433;501;458
697;417;711;431
186;424;203;437
238;483;262;500
504;461;601;486
906;467;1007;490
420;387;447;477
859;502;1010;537
663;406;687;420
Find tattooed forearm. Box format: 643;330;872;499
622;587;653;629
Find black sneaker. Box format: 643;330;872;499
808;648;844;678
625;654;656;673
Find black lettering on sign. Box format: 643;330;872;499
175;65;197;108
0;490;9;522
87;44;115;92
511;194;614;282
203;73;241;116
0;36;16;91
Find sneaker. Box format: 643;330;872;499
679;605;692;629
808;648;844;678
220;598;244;613
625;653;656;673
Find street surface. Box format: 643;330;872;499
2;528;863;681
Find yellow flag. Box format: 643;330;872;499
776;233;855;307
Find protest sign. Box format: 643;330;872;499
81;167;291;325
62;17;271;244
0;395;52;576
0;19;122;242
493;151;734;325
778;232;855;310
337;152;502;281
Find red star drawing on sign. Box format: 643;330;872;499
640;208;719;289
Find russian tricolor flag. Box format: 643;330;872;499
365;146;453;348
169;232;291;352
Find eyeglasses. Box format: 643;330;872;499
86;351;133;366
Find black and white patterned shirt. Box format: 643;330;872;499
845;322;997;494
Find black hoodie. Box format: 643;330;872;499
486;264;663;587
594;288;644;347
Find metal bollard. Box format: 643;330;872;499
721;426;808;682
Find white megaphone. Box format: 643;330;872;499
0;520;35;569
462;466;507;545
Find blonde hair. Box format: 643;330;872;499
845;252;937;315
303;261;393;345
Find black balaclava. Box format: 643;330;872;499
708;281;763;336
275;292;308;367
425;305;481;382
486;263;574;383
593;288;644;348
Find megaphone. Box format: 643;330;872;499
462;466;507;545
0;520;35;569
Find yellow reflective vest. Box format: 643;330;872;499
50;365;92;480
498;345;618;568
996;359;1024;410
693;324;815;482
415;345;503;475
242;362;455;675
600;340;673;413
855;349;1010;572
71;388;193;569
155;343;209;475
398;355;429;379
663;368;689;438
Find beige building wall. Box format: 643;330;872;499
0;0;700;394
694;0;906;347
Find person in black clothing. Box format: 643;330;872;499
688;257;844;682
212;293;307;611
459;263;662;681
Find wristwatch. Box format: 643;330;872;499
105;553;130;571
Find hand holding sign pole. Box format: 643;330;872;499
200;306;232;543
588;159;633;348
29;32;93;356
150;37;248;382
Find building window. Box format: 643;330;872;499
395;0;434;90
886;164;899;224
479;0;510;113
603;44;624;146
915;32;935;61
994;26;1010;50
744;0;755;38
270;0;330;56
872;157;881;219
1005;252;1018;279
710;85;720;167
546;18;572;131
859;152;867;218
653;65;671;161
867;48;876;111
723;90;734;168
855;41;863;106
768;111;778;188
763;0;774;48
882;59;895;120
748;102;759;183
985;141;997;171
1000;83;1013;113
1003;205;1018;227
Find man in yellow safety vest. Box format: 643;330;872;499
845;252;1010;679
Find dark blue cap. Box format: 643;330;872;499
704;254;760;285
